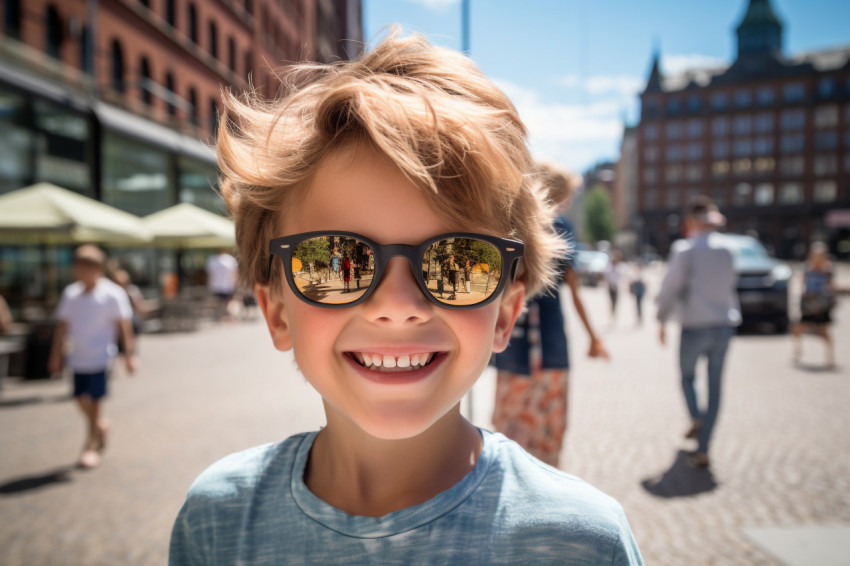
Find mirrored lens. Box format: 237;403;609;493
423;238;503;306
290;235;374;304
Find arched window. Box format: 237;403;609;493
208;20;218;59
209;98;219;135
165;72;176;116
46;5;62;59
165;0;176;26
188;87;198;125
4;0;22;39
228;37;236;72
244;0;252;16
80;25;91;73
140;57;152;105
188;3;198;44
244;50;252;81
111;40;125;92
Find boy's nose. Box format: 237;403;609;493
360;257;432;324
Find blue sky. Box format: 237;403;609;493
363;0;850;174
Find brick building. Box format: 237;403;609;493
0;0;361;305
635;0;850;259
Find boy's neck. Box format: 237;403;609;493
305;408;482;517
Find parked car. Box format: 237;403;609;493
726;234;791;333
573;250;609;287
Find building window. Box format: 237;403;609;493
140;57;152;105
644;124;659;141
780;134;805;153
32;98;92;194
813;180;837;203
645;189;658;209
783;82;805;103
814;105;839;128
753;137;773;156
165;0;176;26
4;0;22;39
734;89;752;108
713;141;729;159
756;87;774;106
711;92;728;110
666;98;681;114
165;73;176;116
102;130;172;215
244;50;253;80
687;143;703;160
209;98;219;135
733;115;752;135
733;158;752;175
228;37;236;72
111;40;125;92
780;109;805;130
734;183;752;205
814;131;838;151
779;182;804;204
178;155;220;212
713;187;726;207
644;146;659;162
208;20;218;59
712;161;730;178
687;119;703;138
755;183;774;206
814;155;838;176
188;87;199;125
780;155;805;176
712;117;729;136
665;165;683;183
642;168;658;185
665;146;683;162
754;157;775;173
754;113;774;133
687;95;701;112
686;164;702;182
818;77;837;99
188;3;198;43
666;188;679;208
245;0;253;15
733;139;752;157
844;153;850;174
665;121;683;140
46;5;63;59
80;25;91;73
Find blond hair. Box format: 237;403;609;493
218;31;565;298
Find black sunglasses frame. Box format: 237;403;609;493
268;231;524;310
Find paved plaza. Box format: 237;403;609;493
1;263;849;565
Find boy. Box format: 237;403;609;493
48;245;137;468
170;32;643;564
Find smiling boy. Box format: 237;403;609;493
169;32;643;565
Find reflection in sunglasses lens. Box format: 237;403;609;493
423;238;502;306
291;236;374;304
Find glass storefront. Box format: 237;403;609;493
0;89;32;194
101;129;174;215
177;155;222;213
33;98;92;195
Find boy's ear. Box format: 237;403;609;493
492;280;525;353
255;283;293;352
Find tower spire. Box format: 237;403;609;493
735;0;784;59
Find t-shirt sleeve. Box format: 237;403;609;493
55;288;70;321
112;286;134;320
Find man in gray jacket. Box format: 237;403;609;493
656;196;741;468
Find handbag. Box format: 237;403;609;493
801;292;835;316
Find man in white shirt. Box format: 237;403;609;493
656;197;740;469
205;249;238;320
49;245;136;469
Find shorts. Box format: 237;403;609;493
73;370;109;400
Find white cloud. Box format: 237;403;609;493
660;54;727;76
403;0;461;12
558;74;644;98
494;79;629;174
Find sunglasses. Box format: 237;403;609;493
268;231;524;309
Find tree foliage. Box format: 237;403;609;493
583;185;615;244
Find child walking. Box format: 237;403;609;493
169;32;642;565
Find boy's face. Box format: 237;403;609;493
257;146;525;441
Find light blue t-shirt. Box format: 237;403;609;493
169;429;643;565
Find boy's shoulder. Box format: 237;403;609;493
185;433;310;501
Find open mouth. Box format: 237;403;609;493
347;352;439;372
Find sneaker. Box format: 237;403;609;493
686;451;710;468
684;420;702;440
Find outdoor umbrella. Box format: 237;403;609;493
141;202;235;249
0;182;150;245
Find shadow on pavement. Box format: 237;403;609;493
0;466;75;495
640;450;718;498
793;361;840;374
0;394;71;408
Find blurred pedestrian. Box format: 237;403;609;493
111;269;148;339
206;248;238;321
48;245;137;469
792;242;837;369
604;250;624;325
492;162;609;467
629;263;647;325
656;196;740;469
0;293;11;335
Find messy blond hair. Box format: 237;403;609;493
218;31;565;298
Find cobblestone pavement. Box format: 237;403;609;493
1;263;848;565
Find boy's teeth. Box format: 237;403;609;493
410;354;420;366
397;354;410;368
362;352;372;366
382;355;396;368
354;352;436;371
